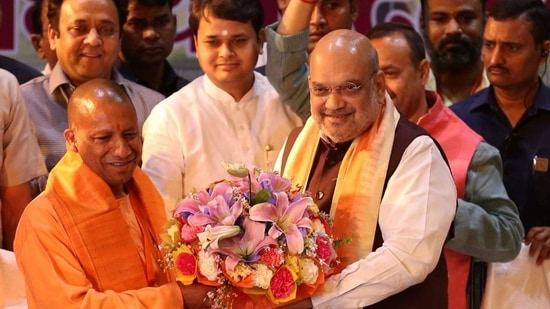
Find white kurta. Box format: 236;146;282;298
141;72;302;213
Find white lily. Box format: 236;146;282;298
197;224;241;249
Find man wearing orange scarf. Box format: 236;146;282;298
14;78;210;308
367;23;524;309
277;30;456;308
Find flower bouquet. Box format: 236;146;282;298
160;163;342;308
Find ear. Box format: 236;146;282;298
257;28;266;52
64;129;78;152
419;58;431;87
193;35;198;51
373;70;387;102
30;34;46;59
48;24;57;51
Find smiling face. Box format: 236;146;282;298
370;33;430;123
120;0;176;66
422;0;484;71
194;8;264;99
65;83;141;198
50;0;121;86
309;30;386;143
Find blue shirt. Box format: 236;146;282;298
451;82;550;233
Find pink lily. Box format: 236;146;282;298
249;192;313;254
189;195;243;227
257;172;292;193
173;182;234;219
214;219;277;271
173;182;242;228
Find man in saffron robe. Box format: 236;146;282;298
367;22;524;309
276;30;456;308
14;78;210;308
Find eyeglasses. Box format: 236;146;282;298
310;81;364;97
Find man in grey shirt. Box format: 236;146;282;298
22;0;164;172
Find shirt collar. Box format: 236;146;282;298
474;79;550;114
202;72;259;103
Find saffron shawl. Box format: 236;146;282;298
283;95;400;266
46;151;171;292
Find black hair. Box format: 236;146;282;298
48;0;128;37
31;0;46;34
366;22;426;67
188;0;264;36
131;0;173;9
488;0;550;46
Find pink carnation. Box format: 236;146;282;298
180;224;204;243
175;252;196;276
315;236;332;264
259;246;284;267
270;267;295;299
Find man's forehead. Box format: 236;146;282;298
484;18;533;42
127;1;171;16
60;0;119;21
427;0;483;13
198;18;254;37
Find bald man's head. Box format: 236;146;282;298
310;29;379;77
308;29;386;143
64;78;141;198
67;78;135;128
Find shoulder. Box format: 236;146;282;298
121;79;165;102
143;82;200;128
18;195;59;230
0;69;21;101
450;88;490;115
153;78;203;112
395;116;431;145
20;74;50;91
0;55;42;84
253;73;279;95
471;141;502;164
20;75;51;106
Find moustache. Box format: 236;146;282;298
437;35;471;50
487;65;509;72
321;108;355;117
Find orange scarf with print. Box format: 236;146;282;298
46;151;171;292
283;95;400;268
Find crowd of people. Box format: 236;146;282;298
0;0;549;308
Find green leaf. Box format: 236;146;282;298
250;189;271;205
